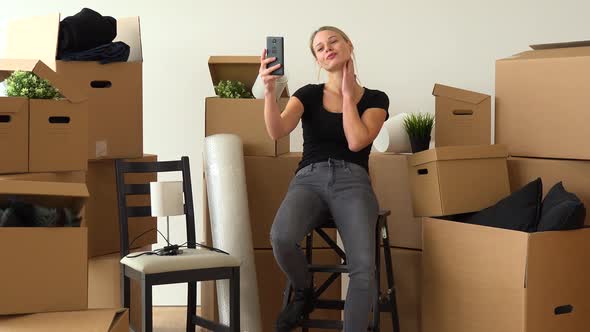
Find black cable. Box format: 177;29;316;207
128;227;171;249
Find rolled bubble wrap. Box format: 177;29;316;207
252;73;288;100
204;134;262;332
374;112;412;153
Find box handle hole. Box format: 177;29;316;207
453;109;474;116
90;80;112;88
554;305;573;315
49;116;71;124
417;168;429;175
0;115;11;123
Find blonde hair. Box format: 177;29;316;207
309;26;360;83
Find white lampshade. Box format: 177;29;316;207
150;181;184;217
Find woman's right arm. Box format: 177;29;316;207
260;50;304;140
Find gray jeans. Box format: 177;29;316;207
270;158;379;331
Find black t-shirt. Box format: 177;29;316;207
293;83;389;173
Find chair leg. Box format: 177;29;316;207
141;277;153;332
229;267;240;332
373;228;381;332
381;221;400;332
121;273;131;308
187;281;197;332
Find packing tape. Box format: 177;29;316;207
374;112;412;153
204;133;262;332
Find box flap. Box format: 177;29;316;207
114;17;142;62
0;180;89;212
530;40;590;50
432;83;489;105
500;45;590;62
0;59;86;103
409;144;508;166
6;14;60;71
0;308;128;331
0;97;27;114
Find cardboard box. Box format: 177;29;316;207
86;155;158;257
6;14;143;160
88;246;150;332
0;170;85;183
0;308;129;332
433;84;491;147
0;60;88;173
369;153;422;249
422;217;590;332
201;249;341;332
0;180;89;315
508;157;590;225
496;41;590;160
206;56;289;156
0;97;28;174
408;144;510;217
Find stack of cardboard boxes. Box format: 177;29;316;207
0;13;157;331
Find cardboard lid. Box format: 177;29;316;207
530;40;590;50
0;308;128;331
499;40;590;62
409;144;508;167
0;97;27;114
0;59;86;102
432;83;489;105
0;180;89;212
6;13;143;65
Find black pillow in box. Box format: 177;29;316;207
467;178;542;232
537;182;586;232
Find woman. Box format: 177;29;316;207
260;26;389;331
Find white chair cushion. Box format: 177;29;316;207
120;248;240;274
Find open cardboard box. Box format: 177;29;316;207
433;83;491;147
6;13;143;160
496;40;590;160
206;56;290;157
0;308;128;332
408;144;510;217
0;180;89;315
0;59;88;173
422;217;590;332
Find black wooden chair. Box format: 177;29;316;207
281;210;400;331
115;156;240;332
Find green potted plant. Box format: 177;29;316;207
214;80;254;99
402;112;434;153
5;71;62;99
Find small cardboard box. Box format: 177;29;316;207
422;217;590;332
6;14;143;160
508;156;590;226
206;56;290;157
496;41;590;160
0;59;88;173
0;308;129;332
369;153;422;249
408;144;510;217
433;83;491;147
0;180;89;315
0;97;28;174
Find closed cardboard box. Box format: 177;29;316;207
0;97;28;174
369;153;422;249
0;308;129;332
496;41;590;160
0;180;89;315
433;83;491;147
508;156;590;225
206;56;289;157
6;14;143;160
0;170;85;183
422;217;590;332
408;145;510;217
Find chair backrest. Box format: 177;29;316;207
114;156;196;257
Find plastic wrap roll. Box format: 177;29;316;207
374;112;411;153
252;73;288;100
204;134;262;332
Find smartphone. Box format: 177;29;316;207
266;36;284;76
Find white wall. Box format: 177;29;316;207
1;0;588;305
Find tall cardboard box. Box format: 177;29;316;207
206;56;289;156
408;145;510;217
0;308;129;332
0;59;88;173
0;97;28;174
422;217;590;332
86;154;158;257
6;14;143;160
496;41;590;160
369;153;422;249
508;157;590;225
0;170;85;183
0;180;89;315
